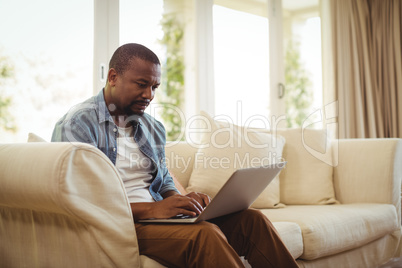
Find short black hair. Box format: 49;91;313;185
109;43;160;75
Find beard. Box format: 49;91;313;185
124;106;144;116
124;100;150;117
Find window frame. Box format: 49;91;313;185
94;0;286;120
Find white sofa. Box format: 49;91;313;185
0;128;401;268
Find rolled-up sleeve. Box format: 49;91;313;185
159;163;180;196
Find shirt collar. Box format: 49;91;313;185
95;88;114;124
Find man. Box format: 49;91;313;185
52;43;298;268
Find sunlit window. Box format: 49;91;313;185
283;2;322;128
213;5;270;128
300;17;322;112
0;0;324;144
0;0;93;142
120;0;174;130
119;0;164;57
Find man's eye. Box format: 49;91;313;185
136;82;147;87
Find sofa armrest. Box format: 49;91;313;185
333;139;402;223
0;142;141;267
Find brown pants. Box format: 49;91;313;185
135;209;299;268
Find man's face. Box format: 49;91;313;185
108;58;161;117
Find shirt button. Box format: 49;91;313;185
113;128;117;132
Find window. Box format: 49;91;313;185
119;0;164;58
0;0;93;142
282;0;322;128
0;0;324;144
213;4;271;128
119;0;187;140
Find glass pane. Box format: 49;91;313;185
282;0;322;128
120;0;185;140
213;5;270;128
0;0;93;142
119;0;164;57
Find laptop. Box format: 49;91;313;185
138;162;286;224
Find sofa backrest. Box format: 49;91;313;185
0;142;140;268
334;138;402;225
165;141;198;189
166;128;338;206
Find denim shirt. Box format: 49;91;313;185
51;89;179;201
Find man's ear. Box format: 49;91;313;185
108;68;118;86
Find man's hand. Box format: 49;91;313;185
131;192;211;221
185;192;211;208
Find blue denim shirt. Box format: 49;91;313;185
51;89;179;201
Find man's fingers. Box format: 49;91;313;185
186;197;204;214
201;193;211;206
175;208;197;217
163;194;207;217
185;192;204;207
195;192;211;207
186;192;211;207
175;195;203;214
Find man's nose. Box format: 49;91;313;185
142;86;154;99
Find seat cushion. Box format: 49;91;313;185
261;204;399;260
140;255;166;268
272;221;303;259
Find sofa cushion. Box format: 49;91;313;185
272;221;303;259
28;132;47;142
261;204;399;260
277;129;338;205
140;255;166;268
165;141;198;189
186;112;286;208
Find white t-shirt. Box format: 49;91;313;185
116;126;155;203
